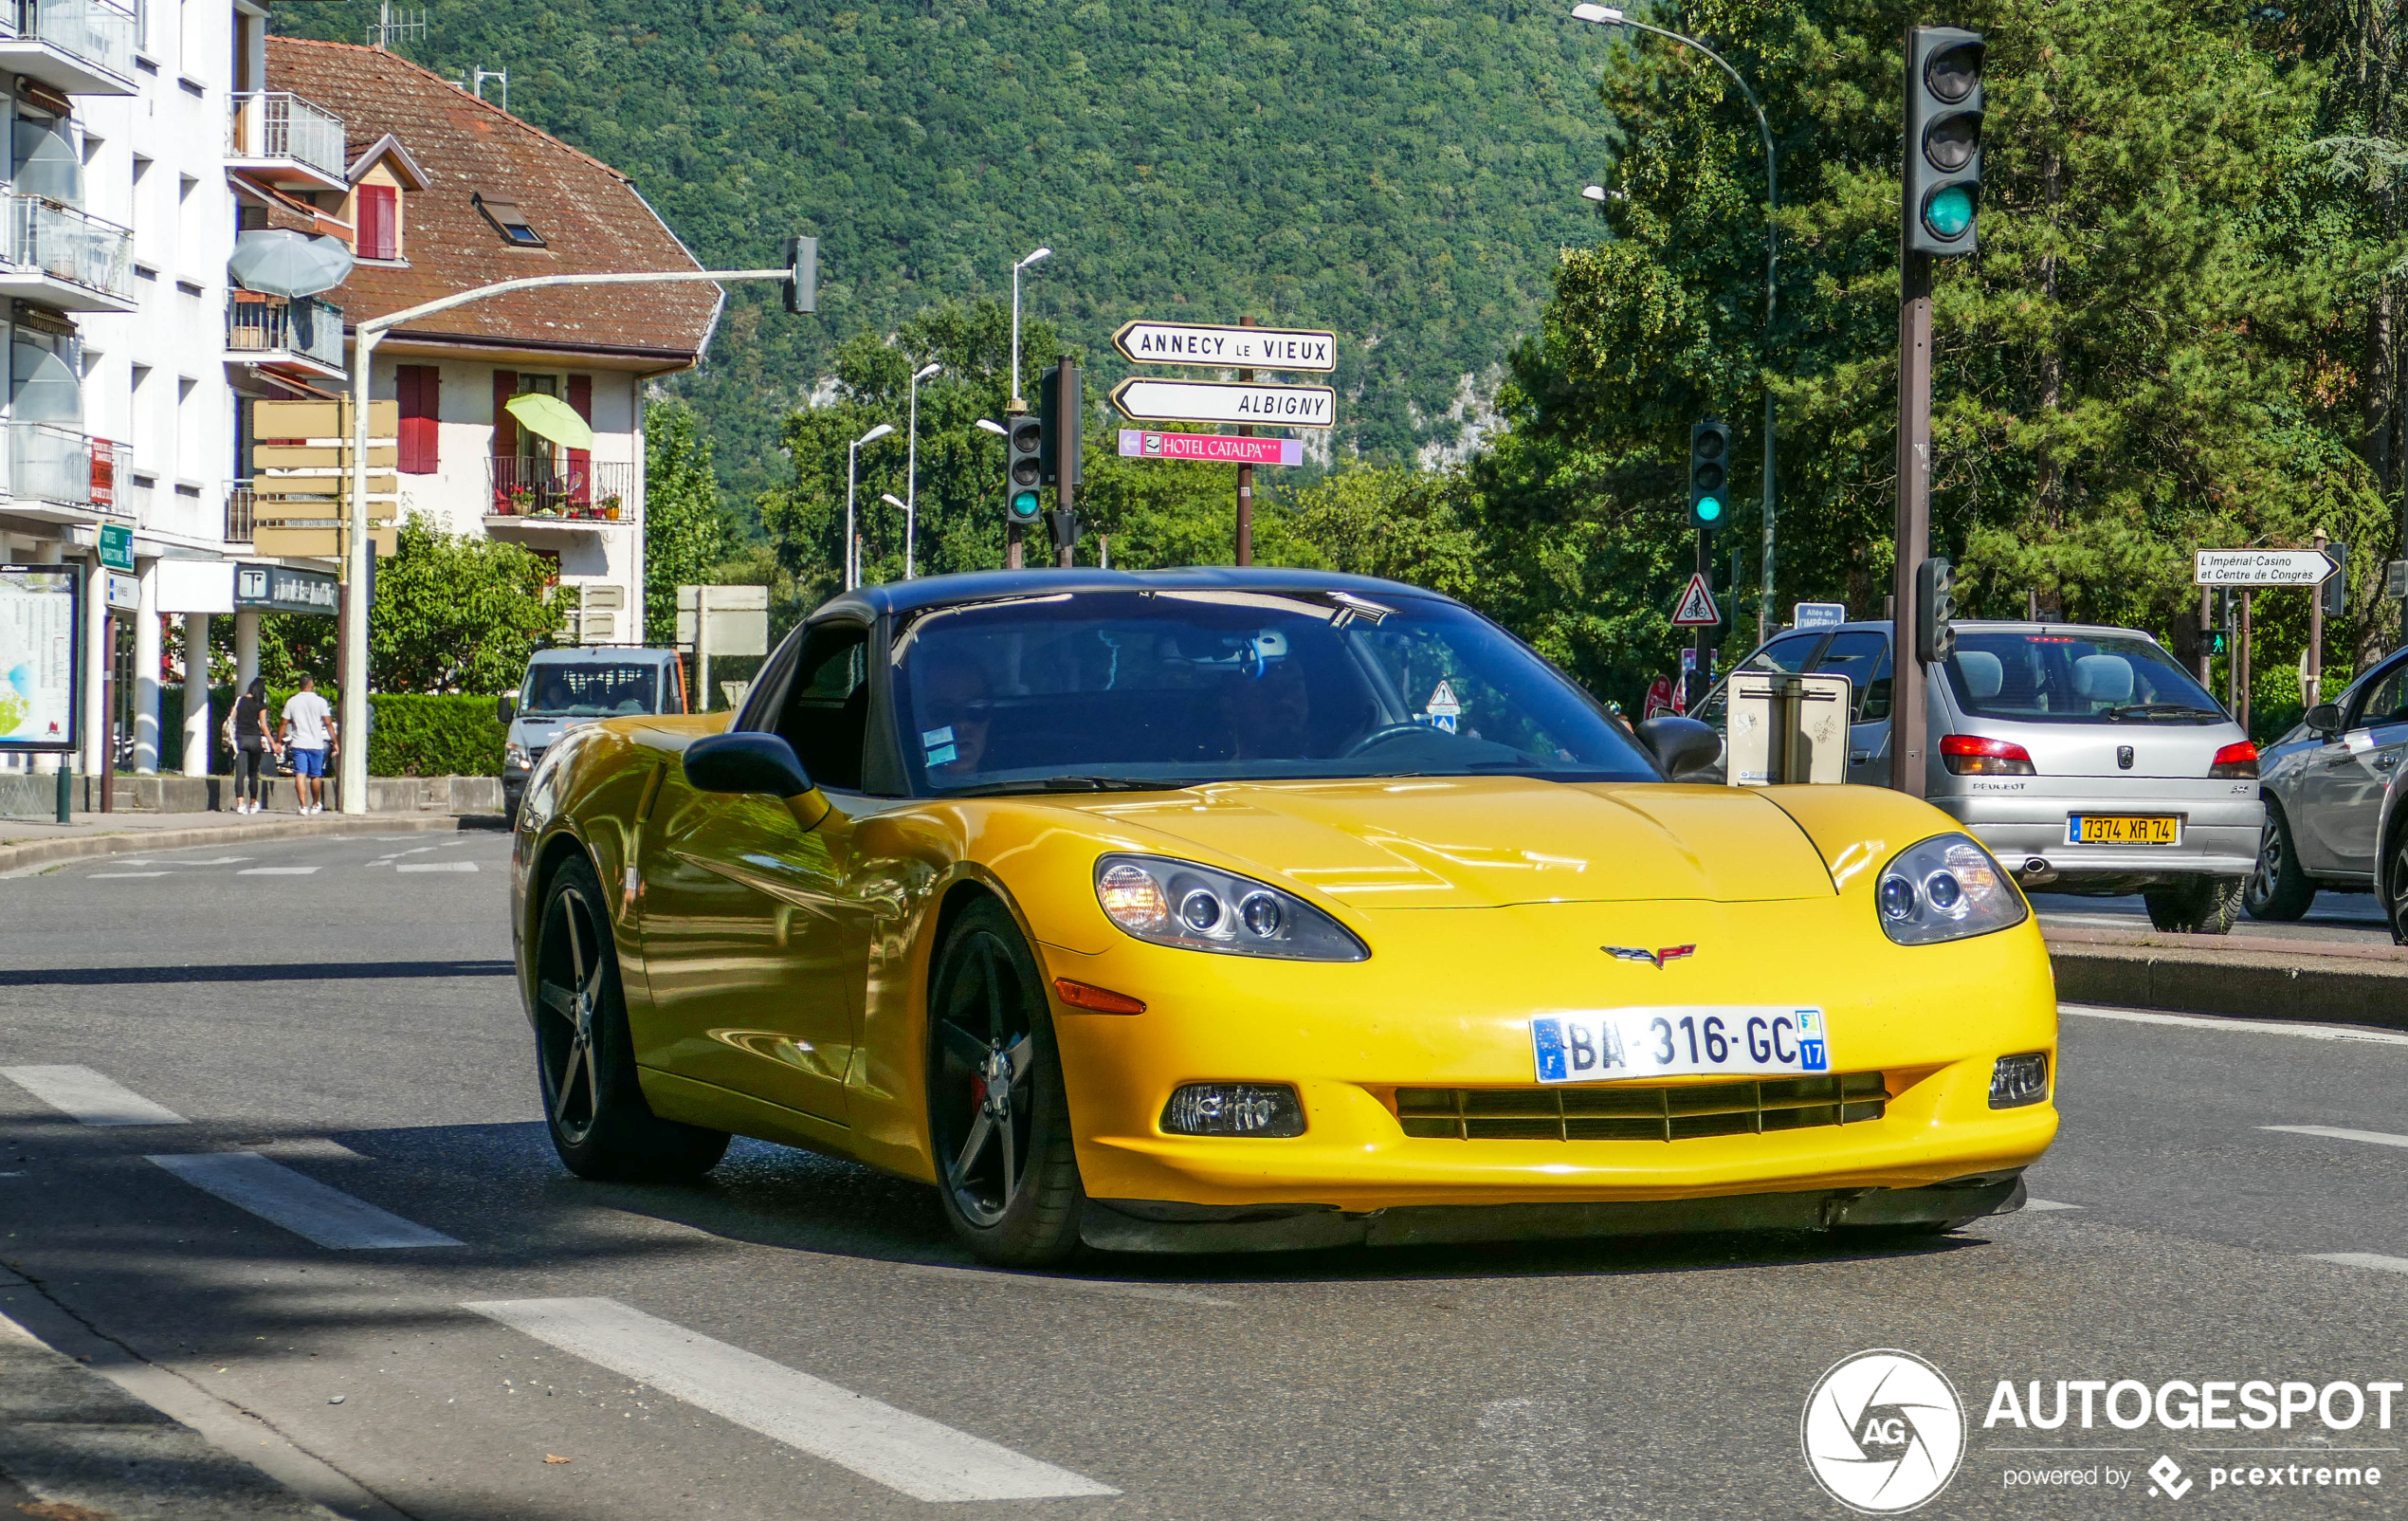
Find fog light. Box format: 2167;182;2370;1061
1160;1083;1305;1138
1989;1053;2049;1109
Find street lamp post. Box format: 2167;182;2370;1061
1571;4;1779;642
881;492;910;579
1009;247;1050;410
847;423;894;591
904;360;940;578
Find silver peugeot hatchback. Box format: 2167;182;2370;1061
1689;620;2264;931
2248;645;2408;939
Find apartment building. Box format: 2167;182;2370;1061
0;0;348;784
265;37;719;644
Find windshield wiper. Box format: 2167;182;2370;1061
940;775;1187;797
2104;703;2223;722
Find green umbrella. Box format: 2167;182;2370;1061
504;393;593;450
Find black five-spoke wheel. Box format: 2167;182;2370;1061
534;856;729;1182
926;899;1085;1263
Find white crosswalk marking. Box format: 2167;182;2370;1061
89;871;168;879
148;1152;460;1249
2022;1198;2085;1212
396;861;477;873
2311;1253;2408;1275
238;867;320;876
2262;1125;2408;1150
464;1297;1117;1501
1;1066;187;1126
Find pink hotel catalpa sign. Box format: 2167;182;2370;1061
1117;430;1304;467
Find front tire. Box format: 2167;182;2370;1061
2387;829;2408;947
2243;805;2316;922
925;899;1085;1266
535;856;729;1182
2143;874;2243;935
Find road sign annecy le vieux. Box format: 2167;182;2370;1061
1111;321;1337;372
2196;549;2340;587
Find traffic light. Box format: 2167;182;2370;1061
1905;28;1985;256
1041;364;1084;490
2322;543;2348;619
1688;420;1731;532
781;235;816;315
1005;415;1045;528
1916;556;1956;665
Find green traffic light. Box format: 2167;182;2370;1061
1011;489;1042;520
1696;495;1724;523
1924;185;1975;239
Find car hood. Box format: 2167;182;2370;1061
1079;777;1835;908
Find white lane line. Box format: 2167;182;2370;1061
88;871;168;879
238;867;319;876
2311;1253;2408;1276
889;1260;1235;1307
395;861;477;873
2263;1125;2408;1150
2063;1003;2408;1047
147;1153;460;1249
464;1297;1116;1501
1;1066;187;1126
2022;1199;2085;1212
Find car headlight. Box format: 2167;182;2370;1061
1093;853;1367;962
506;741;532;771
1876;833;2028;945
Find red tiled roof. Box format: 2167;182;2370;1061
265;37;717;365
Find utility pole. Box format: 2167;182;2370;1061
1053;357;1078;569
1890;247;1934;797
2307;526;2328;710
2237;591;2253;734
1235;315;1256;566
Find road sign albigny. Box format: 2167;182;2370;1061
1110;376;1337;430
1118;431;1303;467
1112;321;1338;373
2195;549;2340;587
1671;573;1722;627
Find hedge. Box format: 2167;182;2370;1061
159;688;505;777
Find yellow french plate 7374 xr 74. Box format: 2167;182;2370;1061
508;569;2057;1265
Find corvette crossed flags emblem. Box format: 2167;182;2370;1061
1603;944;1696;968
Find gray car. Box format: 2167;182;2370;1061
1691;620;2264;931
499;646;687;816
2247;647;2408;941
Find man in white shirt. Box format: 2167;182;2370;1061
280;674;337;815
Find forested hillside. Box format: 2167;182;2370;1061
271;0;1614;501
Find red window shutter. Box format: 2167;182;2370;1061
396;364;439;474
358;186;397;261
567;375;593;506
491;370;517;510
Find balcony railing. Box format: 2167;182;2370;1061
5;423;133;513
486;458;638;522
227;292;344;370
227;479;255;543
3;192;132;302
3;0;136;83
227;92;346;181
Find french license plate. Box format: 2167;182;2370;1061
2068;815;2180;846
1531;1008;1831;1085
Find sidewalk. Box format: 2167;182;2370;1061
2046;923;2408;1030
0;809;506;877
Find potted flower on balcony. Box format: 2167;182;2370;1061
508;486;536;515
598;493;623;522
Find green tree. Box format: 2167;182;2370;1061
369;513;565;692
643;400;731;647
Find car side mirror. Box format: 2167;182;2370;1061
1636;716;1721;778
496;694;516;724
2306;703;2343;738
683;731;830;829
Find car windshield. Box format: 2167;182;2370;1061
1943;630;2225;724
889;588;1660;792
519;662;661;718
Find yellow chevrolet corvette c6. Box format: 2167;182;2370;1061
509;569;2057;1265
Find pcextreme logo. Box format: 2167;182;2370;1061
1802;1349;1967;1513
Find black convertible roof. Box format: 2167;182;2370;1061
816;567;1454;622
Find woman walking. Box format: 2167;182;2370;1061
230;677;278;814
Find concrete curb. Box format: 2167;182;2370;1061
2049;941;2408;1033
0;813;507;878
0;1310;343;1521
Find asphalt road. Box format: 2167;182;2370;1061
2034;889;2395;948
2;831;2404;1519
